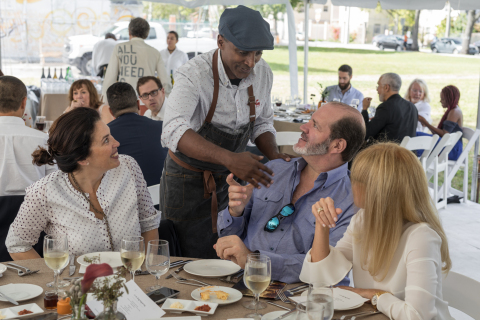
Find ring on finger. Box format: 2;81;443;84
317;207;324;213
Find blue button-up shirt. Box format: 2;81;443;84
326;85;364;112
217;158;358;284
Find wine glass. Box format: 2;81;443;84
43;234;69;294
350;98;360;108
35;116;46;131
275;97;283;107
244;253;271;319
242;270;267;310
307;283;333;320
332;98;340;102
145;240;170;292
121;236;145;283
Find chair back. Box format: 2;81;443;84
148;184;160;206
443;271;480;318
426;132;463;169
461;127;475;141
400;135;439;169
276;132;301;146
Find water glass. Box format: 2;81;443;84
351;99;359;107
244;253;271;320
121;236;145;283
296;302;309;320
307;283;333;320
43;234;69;293
145;240;170;292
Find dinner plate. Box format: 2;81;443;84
0;284;43;302
77;252;123;268
184;260;241;278
191;286;243;305
300;288;366;310
0;263;6;274
261;311;296;320
0;303;44;319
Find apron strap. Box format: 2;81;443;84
248;85;256;122
205;49;220;124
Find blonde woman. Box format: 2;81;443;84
300;143;453;320
404;79;431;133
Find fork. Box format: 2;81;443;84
339;311;379;320
168;271;211;286
277;289;297;306
7;263;32;273
5;265;39;277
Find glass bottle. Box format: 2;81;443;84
47;67;52;79
41;68;46;79
59;68;64;79
53;68;58;79
94;301;126;320
170;70;174;86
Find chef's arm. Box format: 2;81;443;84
255;132;292;162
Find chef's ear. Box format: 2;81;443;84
217;34;225;49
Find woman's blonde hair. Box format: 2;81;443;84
404;78;430;103
68;79;102;110
350;143;451;281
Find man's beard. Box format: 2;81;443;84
379;92;385;102
293;133;331;156
339;81;350;91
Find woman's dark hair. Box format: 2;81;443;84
168;31;179;41
32;107;100;173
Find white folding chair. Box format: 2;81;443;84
276;131;302;146
425;132;463;210
400;135;439;171
443;271;480;319
148;184;160;206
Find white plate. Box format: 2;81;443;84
184;260;241;278
0;303;44;319
0;284;43;302
300;288;366;311
191;286;243;305
148;317;201;320
77;252;123;268
0;264;6;274
261;311;296;320
162;298;218;316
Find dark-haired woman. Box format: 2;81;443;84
6;107;159;260
160;31;188;77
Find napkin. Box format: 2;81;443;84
290;288;369;310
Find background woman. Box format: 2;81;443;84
419;85;463;160
300;143;453;320
404;78;431;133
6;107;159;259
160;31;189;81
64;79;114;124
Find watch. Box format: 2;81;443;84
371;291;391;310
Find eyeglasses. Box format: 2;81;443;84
264;204;295;232
139;89;160;100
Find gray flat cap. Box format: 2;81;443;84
219;5;274;51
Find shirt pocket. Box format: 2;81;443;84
291;211;316;253
251;189;284;223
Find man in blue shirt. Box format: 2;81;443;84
214;102;366;283
107;82;168;187
326;65;364;112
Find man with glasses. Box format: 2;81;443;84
214;102;366;283
137;76;167;121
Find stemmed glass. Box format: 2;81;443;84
43;234;69;293
242;271;267;310
145;240;170;292
307;283;333;320
350;98;360;108
121;236;145;283
244;253;271;319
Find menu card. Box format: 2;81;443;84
87;280;166;320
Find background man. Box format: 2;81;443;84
362;73;418;143
107;82;167;187
92;33;116;77
215;102;365;283
102;17;171;100
326;65;364;111
137;76;166;121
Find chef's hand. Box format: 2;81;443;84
269;152;295;162
362;97;372;111
225;152;274;189
214;235;252;269
226;173;254;217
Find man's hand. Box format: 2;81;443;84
226;173;254;217
224;152;274;189
362;97;372;111
213;235;252;269
269;152;295;162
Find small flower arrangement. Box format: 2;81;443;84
316;83;330;102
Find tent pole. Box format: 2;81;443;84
285;1;299;97
471;73;480;202
445;1;451;38
303;0;309;103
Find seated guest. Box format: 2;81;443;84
362;73;417;143
214;102;366;283
107;82;168;187
64;79;114;124
326;65;364;111
137;76;167;121
404;79;432;133
418;85;463;161
300;143;453;320
6;107;159;259
0;76;57;196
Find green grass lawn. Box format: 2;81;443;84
263;46;480;202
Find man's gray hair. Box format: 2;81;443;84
380;73;402;92
128;18;150;39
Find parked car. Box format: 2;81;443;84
63;21;218;75
430;37;479;55
376;35;412;51
372;34;386;46
471;40;480;53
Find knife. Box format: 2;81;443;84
273;308;297;320
165;264;184;279
69;254;76;276
0;291;19;305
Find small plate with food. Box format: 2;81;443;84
0;303;44;319
191;286;242;305
161;298;218;316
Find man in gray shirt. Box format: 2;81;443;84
326;65;364;112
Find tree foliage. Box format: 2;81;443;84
143;2;197;21
436;13;468;37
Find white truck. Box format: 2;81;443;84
63;21;218;75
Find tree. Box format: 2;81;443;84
436;13;467;37
461;10;480;55
253;0;302;36
411;10;421;51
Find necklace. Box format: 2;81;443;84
69;172;114;252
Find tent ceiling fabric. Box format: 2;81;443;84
312;0;478;10
449;0;480;10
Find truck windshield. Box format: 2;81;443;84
96;26;117;37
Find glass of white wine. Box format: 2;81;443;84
43;234;69;293
121;236;145;283
145;240;170;292
244;253;271;320
242;271;267;310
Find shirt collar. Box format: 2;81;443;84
294;158;349;189
217;49;256;89
130;37;145;43
0;116;26;125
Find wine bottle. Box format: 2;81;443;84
53;68;58;79
65;67;72;81
41;68;46;79
59;68;64;79
170;70;174;86
102;66;107;79
47;67;52;79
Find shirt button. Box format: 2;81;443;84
265;197;268;200
270;247;274;251
281;228;284;231
227;220;230;222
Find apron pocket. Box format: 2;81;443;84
164;172;185;209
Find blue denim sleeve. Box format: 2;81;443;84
217;195;254;240
257;250;305;284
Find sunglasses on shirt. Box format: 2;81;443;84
264;203;295;232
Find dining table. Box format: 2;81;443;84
0;257;387;320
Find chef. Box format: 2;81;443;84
160;5;291;259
